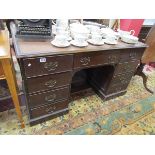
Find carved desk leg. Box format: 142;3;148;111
134;62;153;94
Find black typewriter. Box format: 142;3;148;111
15;19;52;39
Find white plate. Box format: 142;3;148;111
104;39;117;45
87;39;104;46
70;40;88;47
121;39;138;44
121;37;138;44
51;40;70;47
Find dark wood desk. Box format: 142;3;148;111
11;24;147;125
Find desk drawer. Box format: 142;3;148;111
28;87;70;108
30;100;68;119
74;51;120;69
120;49;144;62
115;60;139;74
23;55;73;77
26;72;72;94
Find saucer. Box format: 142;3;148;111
70;40;88;47
87;39;104;46
104;39;117;45
51;40;70;48
121;39;137;44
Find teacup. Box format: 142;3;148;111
56;26;67;34
105;34;118;42
52;19;69;30
74;35;86;44
91;34;102;43
118;29;135;37
86;25;101;34
56;30;70;38
54;35;68;45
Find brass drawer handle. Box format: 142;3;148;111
45;106;56;113
45;79;57;88
80;57;90;66
44;61;58;71
45;94;56;102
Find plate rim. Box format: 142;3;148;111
51;40;71;47
70;40;88;47
87;39;105;45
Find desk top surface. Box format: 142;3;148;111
11;23;147;58
14;38;147;58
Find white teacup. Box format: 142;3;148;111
56;30;70;38
56;26;67;34
91;34;102;43
106;34;118;42
118;29;135;37
91;27;101;35
54;35;68;45
52;19;69;30
74;35;86;44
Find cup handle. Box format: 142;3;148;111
130;30;135;35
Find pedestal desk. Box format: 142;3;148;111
11;24;147;126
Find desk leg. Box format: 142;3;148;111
134;63;153;94
1;59;25;128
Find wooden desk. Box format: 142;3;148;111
11;23;147;126
0;28;24;128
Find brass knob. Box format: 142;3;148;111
45;106;56;113
44;61;58;71
45;79;57;88
80;57;91;66
45;94;56;102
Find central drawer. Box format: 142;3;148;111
28;87;70;108
74;51;120;69
30;100;69;119
26;72;72;94
23;55;73;77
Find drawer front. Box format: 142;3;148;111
110;72;133;86
106;84;128;94
74;51;120;69
23;55;73;77
30;100;69;119
28;87;70;108
115;60;139;74
120;49;144;62
26;72;72;94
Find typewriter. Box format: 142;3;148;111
15;19;52;39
